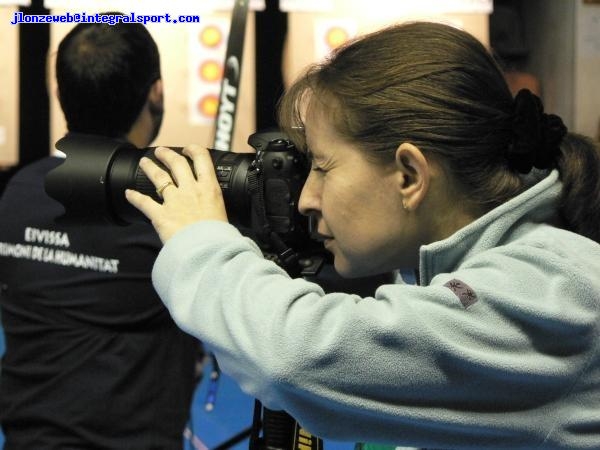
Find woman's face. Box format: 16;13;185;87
298;107;417;278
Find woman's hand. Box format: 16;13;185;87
126;145;228;243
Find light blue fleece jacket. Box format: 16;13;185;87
153;170;600;449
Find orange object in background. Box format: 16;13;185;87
504;70;542;97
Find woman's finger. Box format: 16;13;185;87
153;146;196;189
182;145;217;183
125;189;162;221
138;155;175;194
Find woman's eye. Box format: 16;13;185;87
307;151;326;172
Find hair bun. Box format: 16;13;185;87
507;89;567;174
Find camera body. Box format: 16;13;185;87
44;130;317;264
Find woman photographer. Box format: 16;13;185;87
126;22;600;449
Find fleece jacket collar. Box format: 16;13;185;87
419;170;561;286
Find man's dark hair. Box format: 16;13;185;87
56;15;161;137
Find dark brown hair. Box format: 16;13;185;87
557;133;600;242
278;21;600;243
56;15;160;137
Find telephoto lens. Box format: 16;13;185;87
45;130;310;238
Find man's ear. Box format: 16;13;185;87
147;79;164;113
395;142;431;211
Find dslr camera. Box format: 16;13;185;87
45;130;325;276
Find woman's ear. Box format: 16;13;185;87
395;142;431;211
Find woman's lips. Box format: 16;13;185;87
311;230;333;242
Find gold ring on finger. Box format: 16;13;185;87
156;180;175;199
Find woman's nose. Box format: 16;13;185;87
298;172;321;217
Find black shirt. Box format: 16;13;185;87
0;157;198;449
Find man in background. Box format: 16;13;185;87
0;17;198;449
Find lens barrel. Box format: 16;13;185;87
45;132;308;237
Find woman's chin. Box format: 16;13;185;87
333;259;366;279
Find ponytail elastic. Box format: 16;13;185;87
507;89;567;174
